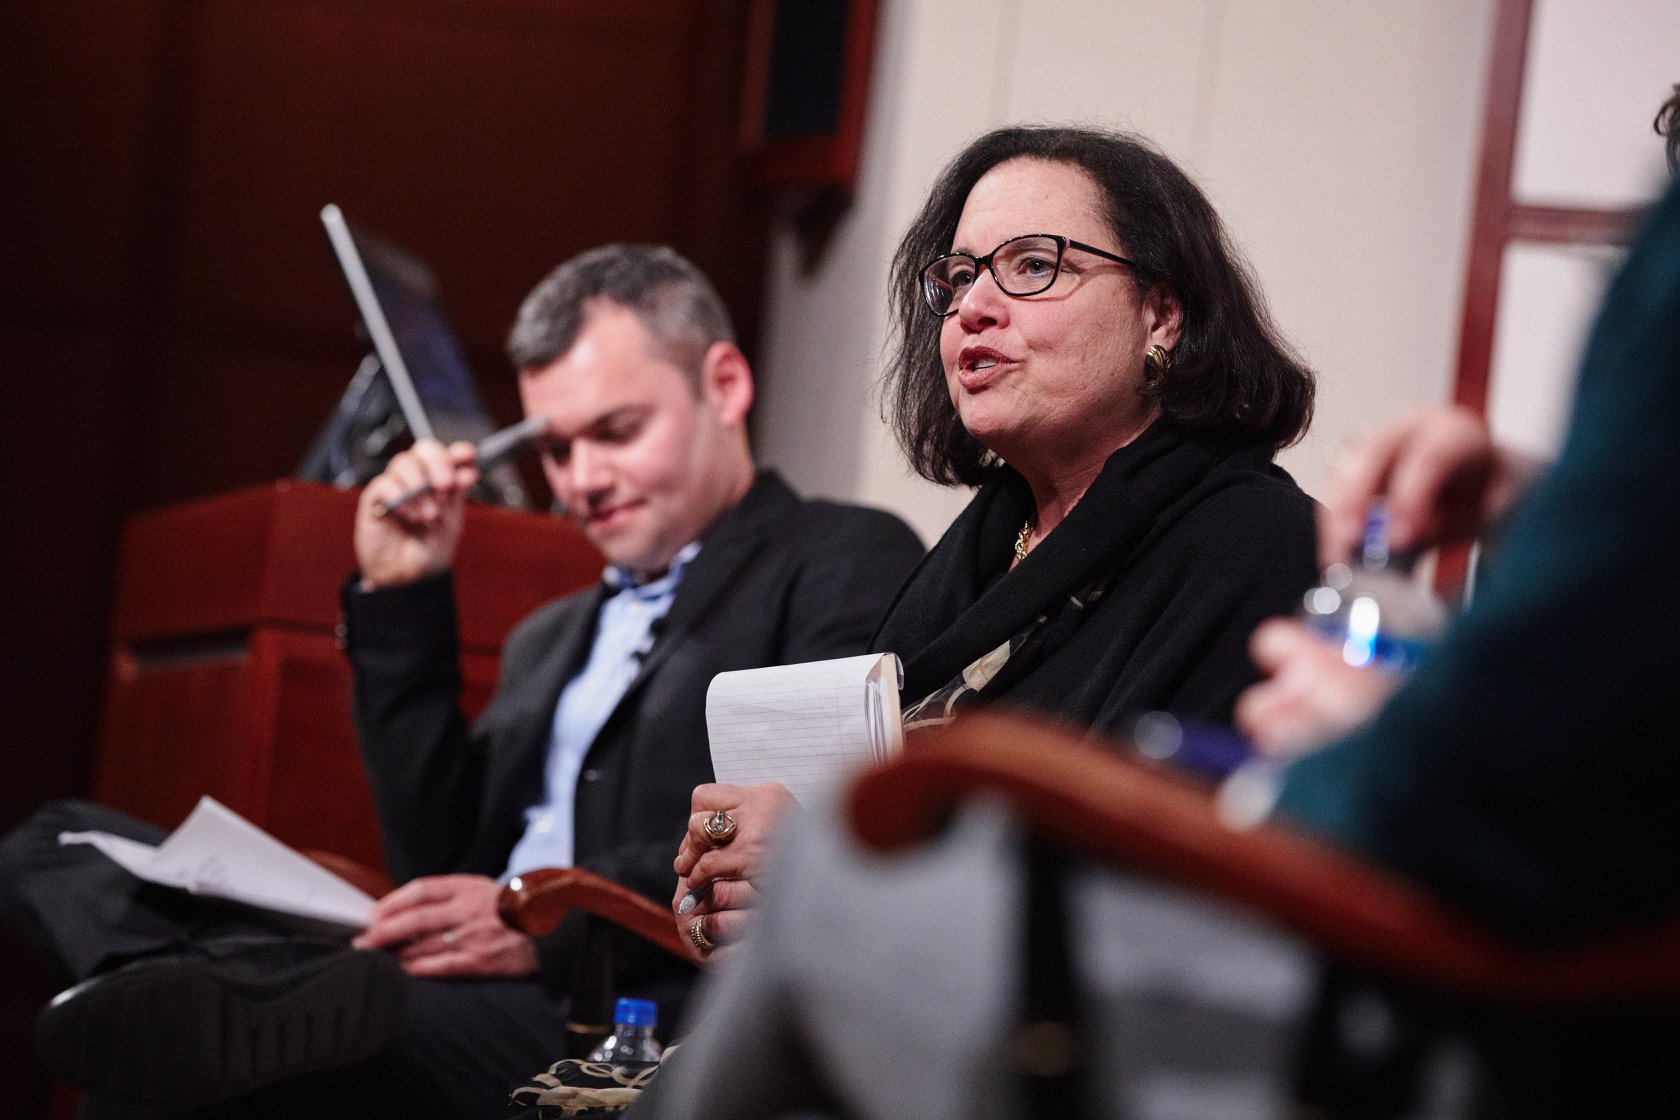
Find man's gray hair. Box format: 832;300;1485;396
506;244;737;380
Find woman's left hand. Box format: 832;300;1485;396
670;781;798;965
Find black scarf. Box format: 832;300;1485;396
874;419;1303;729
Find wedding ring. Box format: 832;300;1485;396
688;916;715;955
702;809;739;845
441;929;457;949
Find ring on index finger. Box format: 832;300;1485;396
702;809;739;845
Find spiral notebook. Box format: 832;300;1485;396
705;653;904;803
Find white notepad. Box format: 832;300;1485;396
59;796;375;932
705;652;904;803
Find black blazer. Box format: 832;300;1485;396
344;470;924;990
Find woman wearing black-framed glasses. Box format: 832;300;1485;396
867;127;1318;743
871;124;1319;739
670;125;1319;966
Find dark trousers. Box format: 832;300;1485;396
0;800;573;1120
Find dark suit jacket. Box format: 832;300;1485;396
343;470;924;995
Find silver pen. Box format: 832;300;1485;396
373;413;549;516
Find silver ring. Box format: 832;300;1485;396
702;809;739;845
441;929;457;949
688;916;715;955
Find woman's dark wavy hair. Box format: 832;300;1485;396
885;125;1316;486
1656;84;1680;179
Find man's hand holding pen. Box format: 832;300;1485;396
354;439;482;591
372;413;551;518
356;414;551;589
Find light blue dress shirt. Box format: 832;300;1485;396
501;542;700;878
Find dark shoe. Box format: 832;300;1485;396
35;937;407;1108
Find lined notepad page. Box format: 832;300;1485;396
706;653;903;803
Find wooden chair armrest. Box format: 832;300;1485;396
848;712;1680;1005
300;850;688;961
304;849;395;899
498;867;688;960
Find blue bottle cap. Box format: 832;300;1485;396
614;997;657;1028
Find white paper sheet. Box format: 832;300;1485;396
705;653;903;803
59;796;375;931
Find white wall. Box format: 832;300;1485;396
753;0;1498;544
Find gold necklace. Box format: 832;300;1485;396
1014;519;1034;562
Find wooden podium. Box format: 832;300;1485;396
91;481;601;870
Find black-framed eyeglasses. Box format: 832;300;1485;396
920;233;1139;317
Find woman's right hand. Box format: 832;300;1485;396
670;781;797;966
1319;406;1542;568
354;439;480;590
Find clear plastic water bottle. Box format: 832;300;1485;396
1301;502;1446;670
588;998;663;1062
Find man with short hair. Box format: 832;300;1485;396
0;244;925;1116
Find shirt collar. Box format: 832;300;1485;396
602;539;702;596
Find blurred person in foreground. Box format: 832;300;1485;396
671;124;1320;966
0;244;923;1118
636;144;1680;1118
1239;84;1680;940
